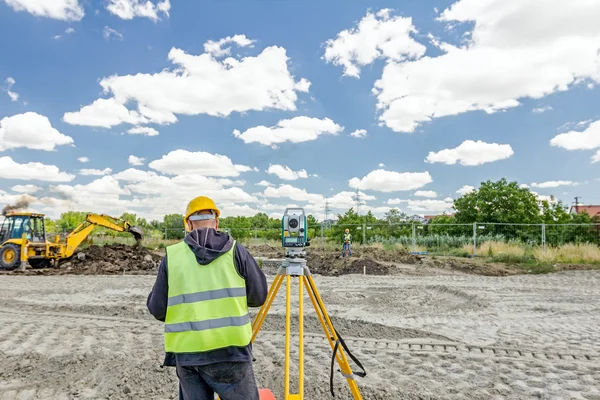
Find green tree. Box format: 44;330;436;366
453;178;541;224
163;214;185;239
56;211;87;233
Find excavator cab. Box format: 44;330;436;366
0;212;46;244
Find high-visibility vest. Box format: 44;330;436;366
163;240;252;353
344;233;352;242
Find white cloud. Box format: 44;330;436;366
350;129;367;138
103;26;123;41
65;27;75;34
532;106;553;113
127;126;159;136
531;181;579;188
77;157;89;163
592;150;600;164
456;185;475;195
425;140;514;166
323;9;426;78
414;190;437;198
378;163;385;167
233;116;342;148
373;0;600;132
0;112;74;152
149;149;252;177
63;43;310;129
63;98;147;128
106;0;170;21
266;164;308;181
12;184;41;194
204;34;255;58
519;183;530;189
349;169;432;192
4;77;19;101
264;184;324;204
550;120;600;150
387;198;454;213
327;190;376;210
3;0;84;21
0;156;75;181
113;168;157;182
256;180;272;187
387;198;408;205
78;168;112;176
128;155;145;166
406;199;454;213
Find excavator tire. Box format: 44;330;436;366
0;244;21;270
28;259;51;269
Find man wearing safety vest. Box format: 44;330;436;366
147;196;268;400
342;228;353;257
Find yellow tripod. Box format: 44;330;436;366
251;255;365;399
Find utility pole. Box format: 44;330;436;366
324;196;332;228
574;196;581;213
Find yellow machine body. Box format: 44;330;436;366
0;211;143;270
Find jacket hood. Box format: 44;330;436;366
184;228;234;265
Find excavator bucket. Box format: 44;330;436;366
128;226;144;243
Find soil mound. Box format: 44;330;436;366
359;246;423;264
59;244;162;275
306;252;392;276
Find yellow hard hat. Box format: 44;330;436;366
185;196;220;222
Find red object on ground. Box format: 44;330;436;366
259;389;276;400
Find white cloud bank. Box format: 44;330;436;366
324;1;600;132
350;129;367;138
233;117;342;147
0;156;75;182
3;0;84;21
63;39;310;129
266;164;308;181
106;0;170;22
425;140;514;166
531;181;579;189
323;9;426;78
349;169;432;192
0;112;74;152
148;149;252;177
456;185;475;195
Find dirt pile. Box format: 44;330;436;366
359;246;423;264
58;244;162;275
248;244;284;259
306;252;392;276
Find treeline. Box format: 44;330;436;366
45;179;599;247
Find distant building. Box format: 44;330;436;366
569;205;600;218
424;213;455;223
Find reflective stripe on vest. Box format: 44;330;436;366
163;240;252;353
344;234;351;241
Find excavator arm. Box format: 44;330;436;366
63;214;144;258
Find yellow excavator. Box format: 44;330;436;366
0;211;143;270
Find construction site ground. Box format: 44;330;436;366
1;244;600;399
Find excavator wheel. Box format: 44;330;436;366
28;259;51;269
0;244;21;270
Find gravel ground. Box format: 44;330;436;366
1;266;600;399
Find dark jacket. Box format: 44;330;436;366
146;228;268;367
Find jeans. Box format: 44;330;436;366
342;242;352;256
176;361;260;400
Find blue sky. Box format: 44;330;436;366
1;0;599;221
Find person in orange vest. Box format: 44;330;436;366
147;196;268;400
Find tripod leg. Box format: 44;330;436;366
284;275;291;398
252;273;284;341
298;276;304;397
304;275;363;400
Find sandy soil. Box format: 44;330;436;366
1;266;600;399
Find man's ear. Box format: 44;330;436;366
215;219;219;230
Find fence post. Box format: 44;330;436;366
473;223;477;256
411;223;416;253
362;222;366;244
542;223;546;254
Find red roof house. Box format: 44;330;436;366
569;205;600;217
